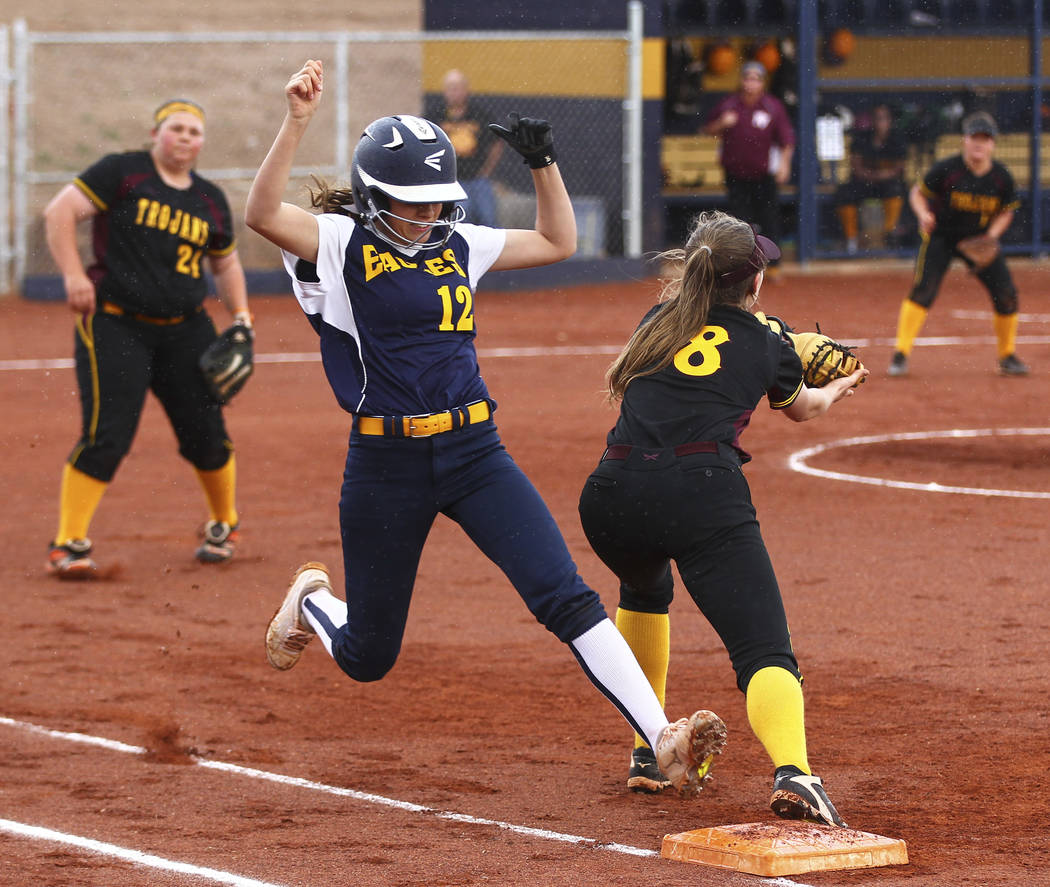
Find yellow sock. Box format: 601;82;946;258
746;666;811;773
194;454;239;526
882;196;903;233
55;463;108;544
837;204;858;241
894;299;929;356
993;313;1019;360
616;607;669;750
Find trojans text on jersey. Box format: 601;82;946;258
134;198;211;247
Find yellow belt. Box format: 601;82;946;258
101;301;199;325
356;401;491;438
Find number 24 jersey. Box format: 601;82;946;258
74;150;236;318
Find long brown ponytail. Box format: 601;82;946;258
606;212;767;401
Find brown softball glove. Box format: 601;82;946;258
956;234;1000;270
789;328;865;388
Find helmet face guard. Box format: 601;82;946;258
350;115;468;251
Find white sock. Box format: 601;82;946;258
570;618;669;750
300;589;347;659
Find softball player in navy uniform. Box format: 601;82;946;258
248;59;727;794
578;212;867;825
889;111;1025;376
43;99;251;577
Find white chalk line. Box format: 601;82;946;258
1;345;622;372
5;301;1048;374
0;818;287;887
789;427;1050;499
0;716;813;887
950;309;1050;323
6;334;1050;372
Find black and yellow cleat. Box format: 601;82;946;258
770;765;847;827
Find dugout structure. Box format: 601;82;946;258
660;0;1050;261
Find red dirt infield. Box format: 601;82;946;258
2;262;1047;886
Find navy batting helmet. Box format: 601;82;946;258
350;115;467;250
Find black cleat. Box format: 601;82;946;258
999;354;1029;376
627;746;671;794
887;351;909;377
46;538;96;579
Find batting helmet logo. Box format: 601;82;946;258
350;115;467;251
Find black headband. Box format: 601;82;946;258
719;226;781;284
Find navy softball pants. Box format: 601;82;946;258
329;420;608;682
578;443;799;692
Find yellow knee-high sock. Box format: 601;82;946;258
837;204;858;241
894;299;929;356
993;313;1019;360
882;196;903;233
745;666;811;774
55;463;108;544
616;607;669;750
194;454;239;526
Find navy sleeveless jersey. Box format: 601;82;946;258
609;303;804;462
283;215;505;415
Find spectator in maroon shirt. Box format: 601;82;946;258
703;62;795;276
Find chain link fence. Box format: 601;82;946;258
6;20;643;292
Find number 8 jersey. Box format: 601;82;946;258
74;151;237;318
282;214;505;417
608;303;805;463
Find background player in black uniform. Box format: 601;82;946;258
249;60;727;796
834;102;907;254
578;211;867;825
888;111;1026;377
43;99;251;577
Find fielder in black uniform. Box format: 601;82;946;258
248;60;728;796
43;99;251;578
889;111;1026;377
578;211;868;825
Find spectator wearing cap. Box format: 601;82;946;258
888;111;1027;377
702;61;795;277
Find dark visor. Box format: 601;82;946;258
719;227;781;284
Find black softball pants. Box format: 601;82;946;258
909;233;1018;314
70;309;232;481
724;173;782;253
578;444;799;692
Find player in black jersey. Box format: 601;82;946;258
578;211;867;825
889;111;1026;377
43;99;251;577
